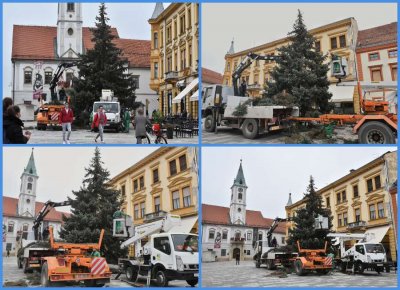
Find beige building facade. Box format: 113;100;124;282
223;18;359;112
285;151;397;262
149;3;199;119
108;147;198;234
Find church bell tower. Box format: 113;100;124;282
57;3;83;58
229;160;247;225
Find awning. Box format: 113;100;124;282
172;78;199;104
328;84;355;103
365;225;390;243
190;89;199;101
168;216;198;233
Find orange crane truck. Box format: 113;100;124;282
40;226;112;287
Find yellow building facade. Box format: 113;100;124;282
108;147;198;234
285;151;397;262
223;18;359;112
149;3;199;119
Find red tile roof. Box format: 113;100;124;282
202;67;223;85
114;38;151;68
202;204;286;233
12;25;150;68
3;196;70;222
357;22;397;50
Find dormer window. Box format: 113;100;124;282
67;3;75;12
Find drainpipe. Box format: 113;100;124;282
12;61;15;103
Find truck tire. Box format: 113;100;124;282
204;115;216;132
242;119;258;139
266;260;276;270
294;260;305;276
355;261;364;274
126;266;138;282
155;270;168;287
186;278;198;287
358;121;395;144
41;262;53;287
23;258;31;273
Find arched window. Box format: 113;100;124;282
222;229;228;240
27;183;32;190
234;230;241;240
24;67;33;84
8;222;14;233
238;193;242;200
208;228;215;240
44;68;53;85
246;231;252;241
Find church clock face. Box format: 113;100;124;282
238;188;243;193
28;177;33;182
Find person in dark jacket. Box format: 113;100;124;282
3;97;13;144
4;105;31;144
134;108;152;144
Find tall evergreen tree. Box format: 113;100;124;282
60;148;126;263
287;176;332;249
265;10;332;116
73;3;135;114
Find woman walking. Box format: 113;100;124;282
92;106;107;143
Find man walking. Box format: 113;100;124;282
235;252;240;265
59;102;74;144
92;106;107;143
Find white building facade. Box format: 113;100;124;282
2;151;67;255
202;162;286;261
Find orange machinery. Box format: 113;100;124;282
36;102;65;131
290;83;397;144
40;226;112;287
293;241;332;276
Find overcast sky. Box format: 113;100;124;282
2;2;169;97
202;147;396;219
202;3;397;74
3;146;158;213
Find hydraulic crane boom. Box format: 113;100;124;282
49;62;76;102
266;217;289;247
33;200;71;241
232;52;280;96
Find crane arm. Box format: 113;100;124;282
49;62;77;102
32;200;71;240
266;217;289;247
232;52;280;96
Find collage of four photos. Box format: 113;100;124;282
1;1;398;288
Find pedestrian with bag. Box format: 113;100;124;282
92;106;107;143
59;102;74;144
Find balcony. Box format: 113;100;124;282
247;84;262;91
230;237;245;244
144;210;167;222
347;220;367;230
165;71;179;82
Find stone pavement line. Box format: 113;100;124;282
202;261;397;287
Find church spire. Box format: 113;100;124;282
227;38;235;55
286;192;293;206
232;159;246;187
24;148;37;176
150;3;164;19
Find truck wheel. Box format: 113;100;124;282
266;260;276;270
355;261;364;274
155;270;168;287
242;119;258;139
41;262;53;287
294;260;305;276
126;266;138;282
186;278;198;287
358;121;395;144
23;258;31;273
204;115;216;132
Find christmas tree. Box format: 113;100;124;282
60;147;126;263
287;176;332;249
73;3;136;114
265;10;332;116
